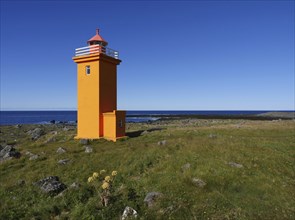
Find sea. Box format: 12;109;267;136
0;110;293;125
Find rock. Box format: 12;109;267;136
63;127;74;131
28;128;45;140
34;176;67;195
14;124;22;129
29;154;39;160
79;139;89;145
50;120;56;124
141;130;149;135
17;180;25;186
144;192;163;207
181;163;191;171
121;206;138;220
54;182;80;198
45;136;56;144
56;147;66;154
25;151;34;156
84;145;93;153
69;182;80;189
192;178;206;188
208;133;217;138
51;131;58;135
25;151;39;160
157;140;167;146
58;159;70;165
228;162;243;168
0;145;21;162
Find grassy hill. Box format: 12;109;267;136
0;119;294;219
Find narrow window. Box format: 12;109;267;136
86;66;90;75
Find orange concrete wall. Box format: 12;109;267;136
73;53;122;140
99;60;117;112
103;110;126;141
76;60;100;138
99;58;117;136
103;112;116;141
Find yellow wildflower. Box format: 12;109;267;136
104;176;111;182
87;176;94;183
100;169;106;174
102;181;110;190
92;172;99;178
111;171;117;176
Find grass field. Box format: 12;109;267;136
0;119;294;219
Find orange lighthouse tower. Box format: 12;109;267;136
72;29;126;141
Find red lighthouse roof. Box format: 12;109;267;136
87;28;108;46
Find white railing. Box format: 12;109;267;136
75;45;119;59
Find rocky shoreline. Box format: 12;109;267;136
132;111;295;121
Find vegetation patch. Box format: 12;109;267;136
0;119;294;219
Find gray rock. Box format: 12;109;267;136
84;145;93;153
141;130;149;135
45;136;56;144
34;176;67;195
157;140;167;146
51;131;58;135
192;178;206;188
208;133;217;138
122;206;138;220
54;182;80;198
56;147;66;154
58;159;70;165
17;180;25;186
0;145;21;162
28;128;45;140
25;151;34;156
29;154;39;160
63;127;74;131
228;162;243;168
144;192;163;207
181;163;191;171
69;182;80;189
79;139;89;145
14;124;22;129
25;151;39;160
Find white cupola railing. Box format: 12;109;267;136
75;45;119;59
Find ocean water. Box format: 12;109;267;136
0;110;292;125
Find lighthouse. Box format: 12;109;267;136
73;29;126;141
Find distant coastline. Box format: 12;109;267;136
0;110;294;125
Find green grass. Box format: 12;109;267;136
0;119;294;219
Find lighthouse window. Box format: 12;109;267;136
86;66;90;75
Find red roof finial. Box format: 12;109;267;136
87;28;108;46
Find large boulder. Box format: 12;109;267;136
0;145;21;162
34;176;67;195
28;128;45;140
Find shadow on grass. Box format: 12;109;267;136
126;128;164;138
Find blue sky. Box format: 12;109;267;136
1;0;294;110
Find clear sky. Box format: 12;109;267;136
1;0;294;110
